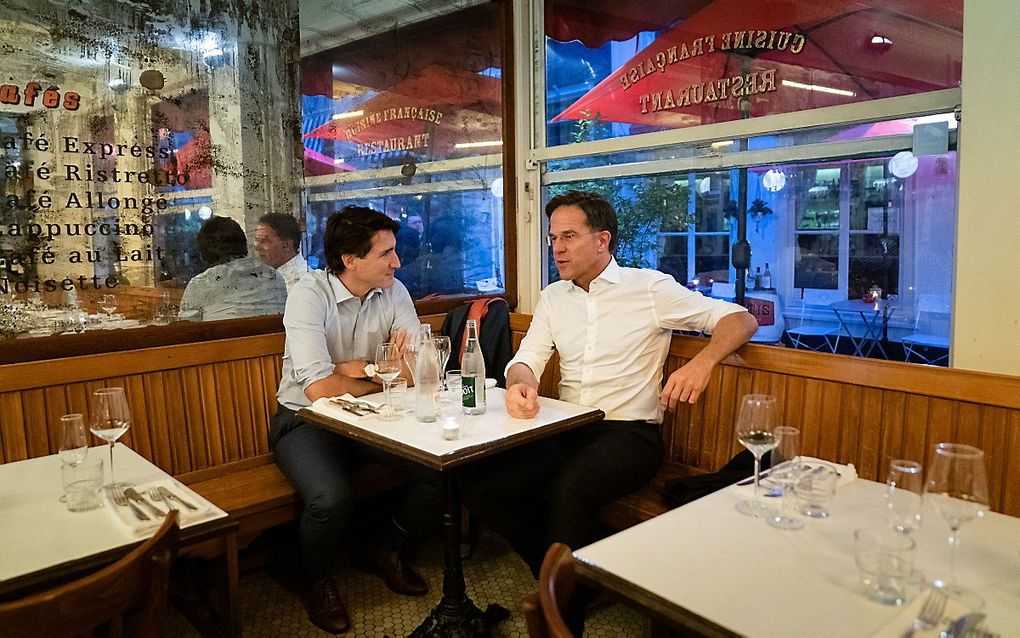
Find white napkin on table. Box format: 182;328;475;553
337;394;382;410
105;479;215;536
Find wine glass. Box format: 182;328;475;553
433;336;452;390
58;413;89;503
402;340;419;384
90;387;131;490
766;425;803;530
98;293;117;318
734;394;779;517
375;343;403;421
886;459;923;534
923;443;989;607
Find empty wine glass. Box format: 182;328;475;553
98;293;117;318
433;335;452;390
58;413;89;503
402;339;419;384
923;443;989;607
766;426;803;530
734;394;779;517
886;459;923;534
90;387;131;490
375;342;403;421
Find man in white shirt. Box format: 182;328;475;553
463;190;758;576
271;206;441;633
255;212;308;290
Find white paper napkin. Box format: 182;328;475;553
105;479;216;536
872;588;970;638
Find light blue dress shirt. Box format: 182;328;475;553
276;269;420;410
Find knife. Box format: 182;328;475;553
329;398;368;416
159;486;198;511
124;486;166;517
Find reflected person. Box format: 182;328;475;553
462;190;758;578
269;205;442;633
255;212;309;291
178;217;286;322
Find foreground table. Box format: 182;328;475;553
0;446;238;636
574;477;1020;636
300;387;603;637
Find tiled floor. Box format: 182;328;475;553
166;530;644;637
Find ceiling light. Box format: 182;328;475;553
331;110;364;120
453;140;503;149
781;79;856;97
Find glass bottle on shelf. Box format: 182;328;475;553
754;267;763;290
762;263;772;290
745;268;756;291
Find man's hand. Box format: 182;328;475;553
337;359;372;380
659;359;714;411
390;329;411;355
505;382;540;419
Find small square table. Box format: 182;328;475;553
299;387;604;637
0;446;238;636
830;299;898;358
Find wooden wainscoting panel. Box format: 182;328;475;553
0;393;28;463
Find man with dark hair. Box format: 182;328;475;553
463;190;758;580
179;217;287;321
271;205;441;633
255;212;308;290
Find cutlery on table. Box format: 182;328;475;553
111;484;150;521
159;485;198;510
149;487;175;511
329;398;368;416
124;486;165;518
903;588;947;637
344;398;380;413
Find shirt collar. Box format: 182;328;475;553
569;258;621;293
328;272;381;304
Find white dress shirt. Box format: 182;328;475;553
507;259;747;423
178;256;287;322
276;269;420;410
277;252;309;291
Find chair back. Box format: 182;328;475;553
522;542;575;638
914;293;951;336
0;511;180;638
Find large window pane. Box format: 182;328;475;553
794;234;839;290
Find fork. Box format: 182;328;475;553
904;588;947;637
149;487;175;512
111;484;150;521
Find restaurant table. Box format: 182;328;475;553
298;387;604;637
0;446;239;636
573;475;1020;637
830;299;898;358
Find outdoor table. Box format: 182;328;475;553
0;446;238;635
830;299;898;358
572;474;1020;636
298;386;603;637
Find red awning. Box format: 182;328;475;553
552;0;962;129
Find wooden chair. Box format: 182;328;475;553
522;542;575;638
0;511;180;637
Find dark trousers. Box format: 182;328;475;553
461;419;662;575
270;404;444;580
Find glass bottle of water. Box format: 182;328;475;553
414;324;440;422
461;320;486;415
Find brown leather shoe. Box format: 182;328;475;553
353;547;429;596
307;577;350;634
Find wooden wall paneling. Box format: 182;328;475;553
124;374;152;462
977;407;1008;513
22;389;49;458
42;386;68;456
798;379;824;459
65;383;90;427
180;366;209;471
142;372;174;473
199;363;227;466
257;357;278;456
1001;412;1020;515
953;399;982;450
713;365;741;469
836;384;863;466
217;361;243;463
900;395;931;465
856;387;886;480
927;398;958;451
0;393;28;463
163;370;191;475
237;360;260;460
875;391;907;483
698;358;724;469
816;381;844;462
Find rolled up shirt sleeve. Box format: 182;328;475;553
651;276;748;334
505;290;556;382
283;284;336;391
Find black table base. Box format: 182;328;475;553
410;471;510;638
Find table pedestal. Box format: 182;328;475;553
411;471;509;637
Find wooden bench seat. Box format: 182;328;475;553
597;461;705;530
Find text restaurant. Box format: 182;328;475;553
0;0;1018;636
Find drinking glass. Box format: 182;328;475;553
923;443;989;607
98;293;117;318
58;413;89;467
766;426;803;530
433;336;452;389
89;387;131;490
402;339;419;384
375;342;403;421
734;394;779;517
886;459;924;534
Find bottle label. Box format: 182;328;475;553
462;377;477;408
